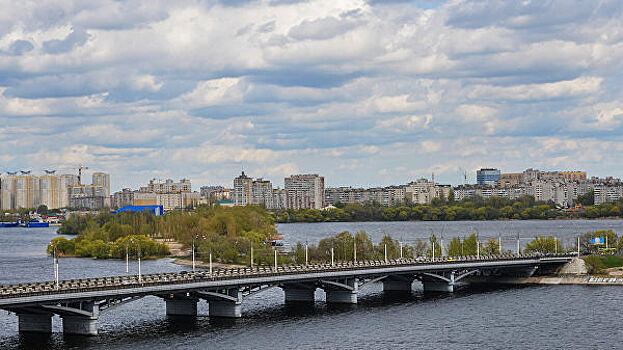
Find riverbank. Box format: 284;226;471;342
476;275;623;286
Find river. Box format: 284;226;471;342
1;220;622;349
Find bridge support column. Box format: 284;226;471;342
61;302;100;336
324;278;358;304
422;272;455;293
208;288;242;318
281;283;316;303
18;313;53;334
383;277;413;292
165;298;198;317
62;316;98;336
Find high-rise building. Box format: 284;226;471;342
68;185;107;209
476;168;501;186
92;172;111;196
232;172;275;208
233;172;253;206
284;174;325;209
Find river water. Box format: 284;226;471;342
1;220;623;349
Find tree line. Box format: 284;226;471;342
274;196;623;223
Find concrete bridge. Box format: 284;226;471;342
0;253;573;336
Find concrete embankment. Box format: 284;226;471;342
478;275;623;286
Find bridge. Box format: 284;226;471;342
0;253;574;336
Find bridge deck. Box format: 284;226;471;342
0;253;573;305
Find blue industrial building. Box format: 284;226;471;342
476;168;501;186
112;205;164;216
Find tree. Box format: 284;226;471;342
583;255;604;274
412;239;428;258
482;238;500;255
36;205;49;215
447;237;462;256
525;236;562;254
427;234;442;258
576;190;594;206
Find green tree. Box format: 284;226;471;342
583;255;605;274
482;238;500;255
447;237;462;256
576;190;594;206
525;236;562;254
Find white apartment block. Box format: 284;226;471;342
232;172;275;208
284;174;325;210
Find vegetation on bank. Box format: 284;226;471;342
49;205;278;263
273;196;623;223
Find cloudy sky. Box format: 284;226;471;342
1;0;623;191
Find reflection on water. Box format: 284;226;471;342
1;222;622;349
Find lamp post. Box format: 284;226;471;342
125;242;129;274
53;245;59;290
129;238;142;283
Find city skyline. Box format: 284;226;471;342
2;1;623;193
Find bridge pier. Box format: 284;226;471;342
382;277;413;292
323;278;358;304
205;288;242;318
60;302;100;336
17;313;53;334
62;316;98;336
421;272;455;293
165;298;198;317
282;287;316;303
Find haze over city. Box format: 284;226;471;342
1;1;623;190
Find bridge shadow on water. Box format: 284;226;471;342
6;285;523;350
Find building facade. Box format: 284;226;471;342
284;174;325;210
476;168;501;186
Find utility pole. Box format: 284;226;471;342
305;243;308;266
209;249;213;276
577;236;580;257
400;242;403;260
440;238;444;257
250;243;254;268
274;249;278;270
53;246;59;290
192;237;196;272
125;244;129;274
477;241;480;259
331;247;335;267
555;237;558;254
384;244;388;263
137;241;142;283
517;234;520;255
432;241;435;261
354;239;357;263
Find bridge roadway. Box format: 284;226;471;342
0;253;574;336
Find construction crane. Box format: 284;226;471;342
76;165;89;185
56;165;89;184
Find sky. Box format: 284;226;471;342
1;0;623;191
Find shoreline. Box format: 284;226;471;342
276;217;623;224
472;275;623;286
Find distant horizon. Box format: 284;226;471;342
0;166;617;193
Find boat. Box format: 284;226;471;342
21;220;50;228
0;222;20;228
